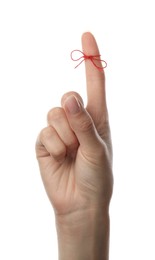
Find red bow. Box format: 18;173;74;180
71;50;107;71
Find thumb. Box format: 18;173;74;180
63;95;102;153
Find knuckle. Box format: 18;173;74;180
79;117;93;132
98;120;111;140
53;146;66;161
67;138;79;151
40;126;53;142
47;107;64;122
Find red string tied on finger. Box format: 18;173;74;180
71;49;107;71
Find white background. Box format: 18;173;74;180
0;0;155;259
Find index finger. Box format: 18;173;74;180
82;32;108;125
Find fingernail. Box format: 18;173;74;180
64;95;81;114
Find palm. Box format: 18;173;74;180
38;124;112;216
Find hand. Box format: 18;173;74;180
36;32;113;260
35;32;113;217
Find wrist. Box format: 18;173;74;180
55;208;110;260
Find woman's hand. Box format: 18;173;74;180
35;32;113;260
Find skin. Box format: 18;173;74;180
35;32;113;260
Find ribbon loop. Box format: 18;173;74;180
71;49;107;71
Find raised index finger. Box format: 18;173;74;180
82;32;108;125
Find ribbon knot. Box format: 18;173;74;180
71;50;107;71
